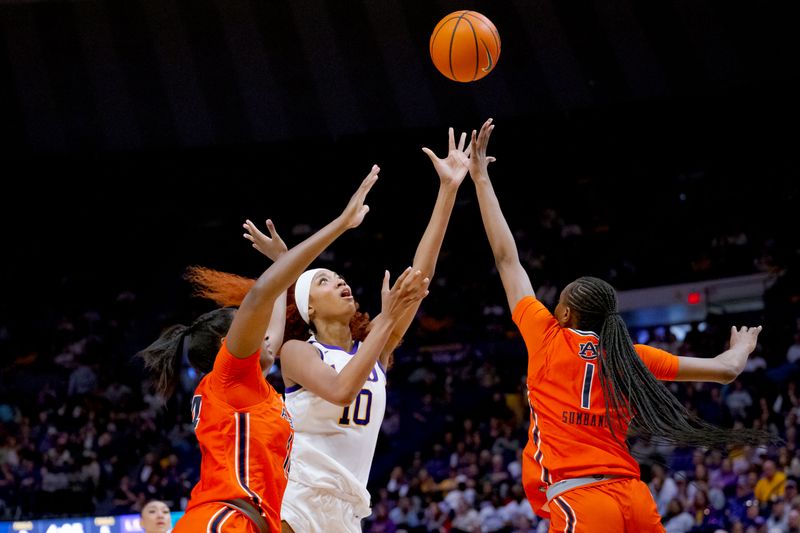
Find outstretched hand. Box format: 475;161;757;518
422;127;471;189
243;219;288;261
729;325;763;354
468;118;497;179
339;164;380;229
380;267;430;320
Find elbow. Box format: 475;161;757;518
494;250;519;269
714;362;739;385
329;391;358;407
329;389;359;407
718;369;738;385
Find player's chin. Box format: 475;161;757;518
261;345;276;371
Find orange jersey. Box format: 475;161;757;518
513;296;678;517
182;341;294;533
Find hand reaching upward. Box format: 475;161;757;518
243;219;288;261
422;127;471;190
468;118;497;180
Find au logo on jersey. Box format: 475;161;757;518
578;341;599;360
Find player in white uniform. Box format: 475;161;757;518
246;127;473;532
281;311;392;532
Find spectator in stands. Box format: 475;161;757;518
788;507;800;533
710;457;739;497
388;496;422;531
765;497;789;532
451;498;481;533
662;498;693;533
139;499;172;533
755;459;787;506
740;496;767;530
784;478;798;505
366;502;397;533
726;380;755;420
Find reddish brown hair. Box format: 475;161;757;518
185;265;372;346
184;266;255;307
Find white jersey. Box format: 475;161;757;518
283;336;387;514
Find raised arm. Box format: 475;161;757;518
279;267;430;405
376;128;471;362
225;165;380;358
468;119;535;311
674;325;763;384
242;218;290;371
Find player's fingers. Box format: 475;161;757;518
422;147;437;163
457;131;467;152
393;266;413;288
266;219;277;237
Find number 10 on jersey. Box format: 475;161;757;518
339;389;373;426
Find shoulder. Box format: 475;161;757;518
280;339;320;361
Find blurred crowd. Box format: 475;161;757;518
0;178;799;533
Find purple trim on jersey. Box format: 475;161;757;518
305;339;326;359
285;384;302;393
316;340;359;355
377;361;387;379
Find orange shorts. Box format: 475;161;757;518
547;478;664;533
172;502;259;533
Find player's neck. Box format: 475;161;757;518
314;321;354;352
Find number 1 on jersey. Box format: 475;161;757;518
581;362;595;410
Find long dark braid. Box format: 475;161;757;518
565;276;773;448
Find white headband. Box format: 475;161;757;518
294;268;324;324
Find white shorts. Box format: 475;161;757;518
281;480;366;533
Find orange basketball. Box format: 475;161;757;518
429;11;501;82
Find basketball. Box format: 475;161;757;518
430;11;501;82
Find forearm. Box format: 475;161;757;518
335;317;395;403
472;174;518;268
675;347;749;384
411;184;458;277
266;291;287;344
391;185;457;338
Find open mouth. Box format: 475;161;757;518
341;288;352;299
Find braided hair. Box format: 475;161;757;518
564;276;771;448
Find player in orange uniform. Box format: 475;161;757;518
137;166;429;532
467;118;772;532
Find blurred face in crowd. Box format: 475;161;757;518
789;509;800;528
763;460;777;479
140;500;171;533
